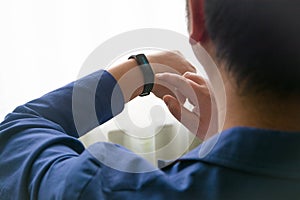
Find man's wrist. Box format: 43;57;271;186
107;59;145;102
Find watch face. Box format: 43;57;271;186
140;56;148;64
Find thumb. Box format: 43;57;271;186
163;95;181;121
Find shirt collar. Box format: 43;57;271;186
179;127;300;179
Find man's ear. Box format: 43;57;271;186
189;0;209;44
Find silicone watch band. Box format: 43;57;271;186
128;54;154;96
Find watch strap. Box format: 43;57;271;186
128;54;154;96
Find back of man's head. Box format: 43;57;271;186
204;0;300;96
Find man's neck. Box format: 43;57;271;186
222;78;300;132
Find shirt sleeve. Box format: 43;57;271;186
0;70;125;199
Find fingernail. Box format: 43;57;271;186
184;72;192;77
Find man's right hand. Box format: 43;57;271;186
156;72;218;140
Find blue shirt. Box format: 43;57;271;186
0;70;300;200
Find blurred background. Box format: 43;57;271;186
0;0;201;165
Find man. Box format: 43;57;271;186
1;0;300;199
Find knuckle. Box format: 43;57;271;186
172;50;182;56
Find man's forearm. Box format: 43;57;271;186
4;70;125;137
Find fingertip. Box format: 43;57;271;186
183;72;190;77
189;65;197;73
163;95;173;106
183;72;207;85
183;71;195;77
163;95;181;120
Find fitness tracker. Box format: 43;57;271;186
128;54;154;97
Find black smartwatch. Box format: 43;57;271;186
128;54;154;97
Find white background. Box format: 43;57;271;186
0;0;188;121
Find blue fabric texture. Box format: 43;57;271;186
0;70;300;200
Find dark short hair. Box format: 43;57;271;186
203;0;300;96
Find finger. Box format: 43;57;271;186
172;89;186;105
181;73;212;107
164;95;210;140
183;72;208;86
163;95;181;121
156;73;198;105
177;103;200;136
184;72;214;96
155;77;186;103
179;105;211;140
180;107;200;135
185;64;197;74
164;95;200;135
